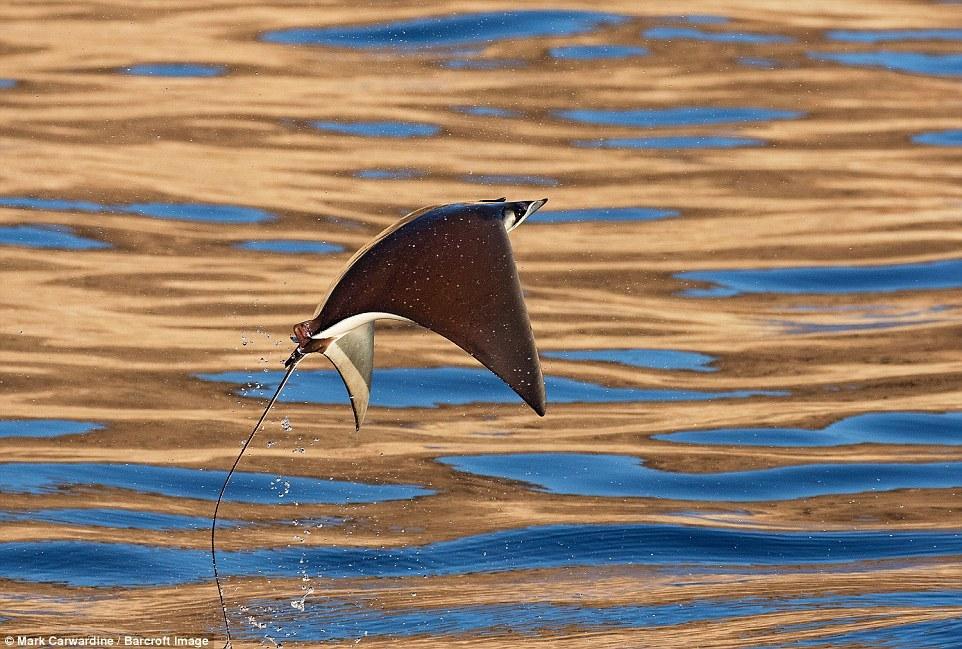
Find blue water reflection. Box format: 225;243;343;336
678;258;962;296
311;120;439;138
199;368;784;407
576;136;765;149
778;318;941;335
237;240;344;255
0;420;103;438
0;79;16;89
125;202;273;223
4;525;961;586
441;58;525;70
236;590;962;642
120;63;227;77
644;27;793;44
354;168;423;180
439;453;962;501
663;15;729;25
531;206;679;223
557;106;802;128
0;225;109;250
809;51;962;77
912;130;962;146
261;11;628;49
453;105;519;118
0;508;241;531
549;45;648;60
0;197;274;223
544;349;716;372
0;462;431;504
463;174;559;187
791;616;962;649
827;29;962;43
656;412;962;447
738;57;779;68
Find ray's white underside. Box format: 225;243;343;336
312;312;413;340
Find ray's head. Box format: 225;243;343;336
478;197;548;232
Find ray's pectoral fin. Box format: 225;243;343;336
322;321;375;430
311;201;547;419
388;219;546;416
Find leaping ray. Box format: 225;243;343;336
212;198;548;647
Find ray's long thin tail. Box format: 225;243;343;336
212;349;304;648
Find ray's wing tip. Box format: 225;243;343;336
522;380;547;417
522;395;546;417
350;399;367;431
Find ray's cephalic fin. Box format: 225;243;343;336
321;321;374;430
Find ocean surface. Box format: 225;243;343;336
1;2;960;648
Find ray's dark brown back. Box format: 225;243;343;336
310;203;546;415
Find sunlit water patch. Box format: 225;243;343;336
120;63;227;77
655;412;962;447
0;197;274;223
237;240;344;255
0;419;103;438
354;168;423;180
0;224;109;250
808;51;962;77
0;462;430;504
310;120;439;138
4;525;962;586
556;106;802;128
439;453;962;501
544;348;716;372
462;174;559;187
826;29;962;43
678;258;962;296
199;368;784;407
261;11;628;49
576;135;765;149
549;45;649;60
913;130;962;146
235;590;962;642
531;206;679;223
0;508;242;531
644;27;793;44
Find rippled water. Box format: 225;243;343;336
656;411;962;446
237;239;344;255
0;197;274;223
0;225;110;250
120;63;228;78
679;259;962;296
0;420;103;438
2;2;961;647
200;367;785;408
644;26;794;44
